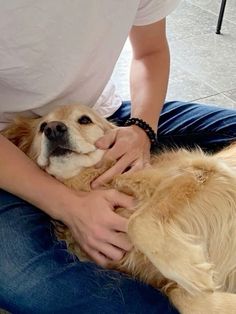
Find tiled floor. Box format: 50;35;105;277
112;0;236;109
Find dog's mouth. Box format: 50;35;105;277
38;144;80;169
46;139;77;158
50;146;74;157
37;136;100;171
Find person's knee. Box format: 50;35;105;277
0;189;176;313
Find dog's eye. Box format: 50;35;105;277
39;122;47;133
78;115;93;125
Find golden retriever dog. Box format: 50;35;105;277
2;103;236;314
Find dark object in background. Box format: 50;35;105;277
216;0;227;34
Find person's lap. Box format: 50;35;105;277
110;101;236;152
0;190;175;314
1;100;236;313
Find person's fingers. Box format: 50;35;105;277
92;155;133;188
124;159;151;175
95;148;124;170
107;190;135;209
102;144;125;162
98;242;125;261
95;142;126;170
84;239;125;265
109;213;129;233
109;231;133;251
95;130;117;150
86;247;111;267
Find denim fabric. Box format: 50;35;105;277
1;101;236;313
0;191;176;314
109;101;236;152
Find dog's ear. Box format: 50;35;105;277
1;116;39;153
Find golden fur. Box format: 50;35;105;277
3;104;236;313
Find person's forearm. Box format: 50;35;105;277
130;41;170;132
0;134;79;220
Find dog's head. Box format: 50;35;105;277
2;104;114;180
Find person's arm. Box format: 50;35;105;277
129;18;170;132
0;134;133;266
0;134;71;218
92;19;169;187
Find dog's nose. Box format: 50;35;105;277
44;121;67;141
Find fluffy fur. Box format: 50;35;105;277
3;104;236;313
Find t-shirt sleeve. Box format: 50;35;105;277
133;0;181;26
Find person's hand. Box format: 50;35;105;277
91;125;151;188
61;189;135;267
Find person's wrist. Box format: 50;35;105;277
124;118;157;150
129;124;151;149
43;182;84;223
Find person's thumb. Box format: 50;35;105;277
95;130;117;149
108;190;136;210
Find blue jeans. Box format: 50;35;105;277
1;101;236;314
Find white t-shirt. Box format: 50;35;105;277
0;0;180;130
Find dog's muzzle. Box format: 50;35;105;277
43;121;73;157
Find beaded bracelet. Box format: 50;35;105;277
124;117;157;150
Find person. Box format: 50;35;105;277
0;1;236;313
